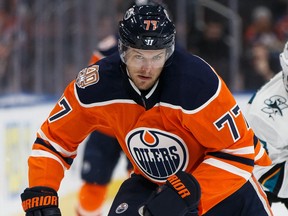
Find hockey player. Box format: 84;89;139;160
77;1;160;215
21;3;273;216
246;41;288;209
76;35;132;216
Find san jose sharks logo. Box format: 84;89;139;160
261;95;288;120
126;128;188;182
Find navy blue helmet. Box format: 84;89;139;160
118;3;176;62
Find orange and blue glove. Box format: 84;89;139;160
21;186;61;216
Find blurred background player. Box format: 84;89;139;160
76;1;165;215
76;36;132;215
76;23;129;216
77;132;132;216
245;41;288;209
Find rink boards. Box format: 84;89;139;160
1;93;287;215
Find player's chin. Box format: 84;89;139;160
134;79;153;90
138;82;154;91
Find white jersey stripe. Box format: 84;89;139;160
31;149;66;170
221;146;255;155
203;158;251;180
37;129;77;157
254;145;266;162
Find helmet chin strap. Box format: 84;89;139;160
125;67;160;97
125;67;143;96
125;67;132;79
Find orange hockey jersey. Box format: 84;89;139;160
28;49;271;214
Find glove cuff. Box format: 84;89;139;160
21;186;59;213
166;171;201;209
143;171;201;216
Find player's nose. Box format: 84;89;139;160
141;59;153;73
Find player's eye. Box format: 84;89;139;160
152;55;163;61
135;55;144;60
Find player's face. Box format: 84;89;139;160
125;48;166;90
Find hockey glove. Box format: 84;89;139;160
142;171;201;216
21;186;61;216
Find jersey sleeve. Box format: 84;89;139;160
88;35;118;65
88;51;104;65
28;80;111;191
182;77;271;214
246;103;288;162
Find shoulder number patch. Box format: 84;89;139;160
76;65;99;89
